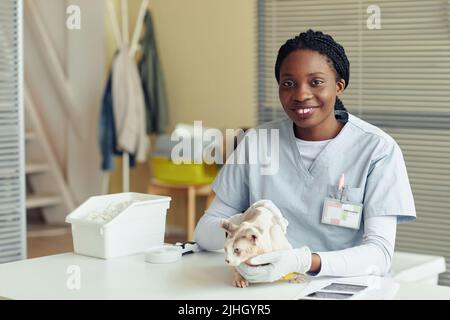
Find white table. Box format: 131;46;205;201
392;251;446;285
0;251;449;300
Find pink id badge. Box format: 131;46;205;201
321;198;363;230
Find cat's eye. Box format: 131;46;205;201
234;248;240;255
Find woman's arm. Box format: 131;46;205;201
309;254;322;273
193;196;243;251
197;198;397;277
311;215;397;277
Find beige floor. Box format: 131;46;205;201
27;224;186;258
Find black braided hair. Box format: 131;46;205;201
275;29;350;121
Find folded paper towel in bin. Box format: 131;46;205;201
85;200;138;223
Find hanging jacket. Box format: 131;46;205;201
138;10;169;134
99;70;136;171
112;46;149;162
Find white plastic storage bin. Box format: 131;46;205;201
66;193;171;259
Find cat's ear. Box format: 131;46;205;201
247;232;258;245
245;228;260;245
220;219;238;236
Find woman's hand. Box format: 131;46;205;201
236;247;312;283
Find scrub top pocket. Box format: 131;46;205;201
327;184;364;204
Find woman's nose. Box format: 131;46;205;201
293;85;313;102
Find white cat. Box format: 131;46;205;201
221;202;292;288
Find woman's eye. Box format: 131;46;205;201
234;248;240;255
281;80;295;88
312;79;323;86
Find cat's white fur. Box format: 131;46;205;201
221;205;292;288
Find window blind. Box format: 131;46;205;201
258;0;450;286
0;0;25;263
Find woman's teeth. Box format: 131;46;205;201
297;108;313;114
293;107;317;118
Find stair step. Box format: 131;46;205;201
26;194;62;209
26;162;49;174
27;223;71;238
25;131;36;141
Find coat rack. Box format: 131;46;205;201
105;0;149;193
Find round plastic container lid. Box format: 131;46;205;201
145;245;182;264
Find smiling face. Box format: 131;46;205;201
278;49;346;140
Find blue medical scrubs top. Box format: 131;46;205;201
212;113;416;252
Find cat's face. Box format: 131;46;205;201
221;220;265;266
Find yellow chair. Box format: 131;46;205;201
148;130;241;240
148;178;215;241
150;156;218;185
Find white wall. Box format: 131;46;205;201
146;0;257;130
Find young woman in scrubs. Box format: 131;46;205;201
194;29;416;281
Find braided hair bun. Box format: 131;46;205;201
275;29;350;121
